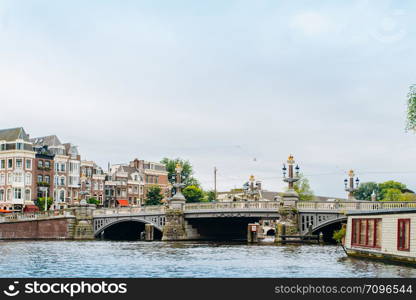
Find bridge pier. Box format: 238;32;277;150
145;224;154;241
247;223;261;243
162;209;188;241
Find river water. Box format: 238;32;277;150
0;240;415;278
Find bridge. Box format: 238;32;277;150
91;200;416;241
1;200;415;241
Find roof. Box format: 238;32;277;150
31;135;62;147
347;208;416;216
0;127;30;142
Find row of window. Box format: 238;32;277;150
0;172;32;185
0;188;31;201
0;158;32;170
146;175;159;184
0;142;25;151
351;218;411;252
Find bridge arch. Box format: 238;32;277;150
94;218;163;240
311;217;347;242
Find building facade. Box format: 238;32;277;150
104;158;169;207
80;160;105;205
0;128;36;211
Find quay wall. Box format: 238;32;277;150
0;217;76;240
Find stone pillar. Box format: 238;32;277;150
71;202;95;240
247;223;260;243
275;223;286;244
145;224;154;241
162;209;187;241
162;163;189;241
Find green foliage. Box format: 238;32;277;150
400;193;416;202
382;188;404;202
293;174;314;201
378;180;407;200
145;185;164;206
161;158;198;186
406;84;416;131
87;197;100;205
333;226;346;243
182;185;205;203
36;197;53;211
353;182;379;201
205;190;216;202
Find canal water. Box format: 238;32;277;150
0;240;415;278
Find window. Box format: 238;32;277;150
25;189;31;201
60;176;65;186
0;143;5;151
61;163;66;172
7;189;11;201
16;159;22;169
25;173;32;185
398;219;410;251
45;175;50;184
38;175;43;183
7;173;12;184
351;218;382;248
14;172;22;183
45;161;50;169
0;189;4;201
59;190;65;202
38;160;43;168
26;159;31;170
14;188;22;199
7;159;12;169
16;143;23;150
0;160;4;169
0;174;4;185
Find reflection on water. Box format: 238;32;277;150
0;240;414;278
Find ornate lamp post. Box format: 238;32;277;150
168;163;186;210
281;155;300;205
344;170;359;200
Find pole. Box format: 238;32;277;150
45;188;48;212
214;167;217;200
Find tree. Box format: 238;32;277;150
205;190;216;202
36;197;53;211
145;185;163;206
353;182;379;201
378;180;407;200
87;197;100;206
293;174;314;201
161;158;199;187
406;84;416;131
400;193;416;202
381;188;403;202
182;185;205;203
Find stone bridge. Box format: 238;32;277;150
1;200;415;241
91;200;416;240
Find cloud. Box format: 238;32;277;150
290;12;331;36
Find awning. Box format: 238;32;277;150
117;200;129;207
0;209;13;213
23;205;39;212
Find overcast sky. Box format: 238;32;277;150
1;0;416;197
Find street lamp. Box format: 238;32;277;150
344;170;359;200
283;155;300;191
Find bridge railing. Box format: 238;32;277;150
92;205;166;216
296;201;416;212
0;209;73;223
184;201;281;211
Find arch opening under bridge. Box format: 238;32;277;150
95;219;163;241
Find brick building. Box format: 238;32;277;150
80;160;105;206
105;158;169;207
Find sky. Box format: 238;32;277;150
1;0;416;198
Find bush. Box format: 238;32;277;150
333;226;346;243
36;197;53;211
87;197;100;205
182;185;205;203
